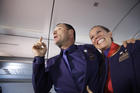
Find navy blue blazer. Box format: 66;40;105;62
32;44;103;93
99;40;140;93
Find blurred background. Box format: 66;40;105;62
0;0;140;93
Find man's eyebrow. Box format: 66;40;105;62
96;30;101;32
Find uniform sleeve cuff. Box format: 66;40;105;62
33;56;45;64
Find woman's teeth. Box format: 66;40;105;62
98;38;105;44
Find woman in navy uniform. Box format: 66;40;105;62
89;25;140;93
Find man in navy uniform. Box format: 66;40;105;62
32;23;103;93
89;25;140;93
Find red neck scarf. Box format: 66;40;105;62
105;42;120;93
107;42;120;57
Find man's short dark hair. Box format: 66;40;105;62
90;25;113;41
56;23;76;41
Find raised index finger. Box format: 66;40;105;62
40;37;43;42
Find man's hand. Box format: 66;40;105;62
32;37;47;57
123;38;140;48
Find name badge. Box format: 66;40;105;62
119;49;129;62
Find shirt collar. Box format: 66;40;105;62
103;47;110;57
61;44;77;54
103;42;120;57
